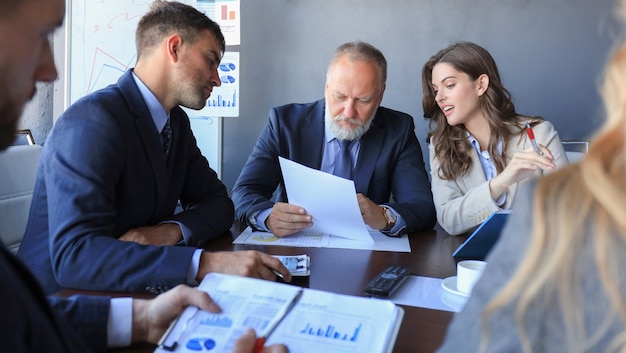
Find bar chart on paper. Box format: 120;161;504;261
67;1;242;178
201;52;240;117
266;298;390;353
207;92;237;107
199;315;234;328
299;322;362;342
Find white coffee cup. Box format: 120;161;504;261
456;260;487;295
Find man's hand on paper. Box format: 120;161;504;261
266;202;313;237
356;194;388;230
233;328;289;353
131;285;221;344
196;250;292;283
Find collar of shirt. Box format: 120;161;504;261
468;133;506;206
468;133;502;181
320;120;361;173
131;71;170;134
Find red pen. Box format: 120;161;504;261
253;289;303;353
524;122;542;155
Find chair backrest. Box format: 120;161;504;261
562;140;588;163
11;129;36;146
0;145;42;253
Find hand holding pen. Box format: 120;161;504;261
160;309;291;353
232;329;288;353
253;289;303;353
524;122;545;156
489;123;556;200
521;122;557;165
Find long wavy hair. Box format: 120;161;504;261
422;42;543;180
480;3;626;352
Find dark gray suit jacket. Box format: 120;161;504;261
1;244;109;352
18;70;234;294
232;99;436;234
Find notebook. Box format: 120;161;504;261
452;210;511;262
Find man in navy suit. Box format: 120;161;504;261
0;1;288;352
232;42;436;238
18;0;290;295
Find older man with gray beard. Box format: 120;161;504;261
232;41;436;238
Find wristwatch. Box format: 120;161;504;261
381;206;397;231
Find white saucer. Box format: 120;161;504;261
441;276;470;298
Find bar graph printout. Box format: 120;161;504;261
185;51;240;117
68;0;240;114
68;0;241;176
155;273;404;353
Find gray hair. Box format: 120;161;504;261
327;41;387;89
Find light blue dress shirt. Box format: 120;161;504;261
468;134;506;206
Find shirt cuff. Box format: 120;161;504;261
381;206;406;237
187;248;204;285
250;208;272;232
107;297;133;348
161;220;189;245
495;193;506;207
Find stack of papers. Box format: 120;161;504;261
278;157;372;243
233;158;411;252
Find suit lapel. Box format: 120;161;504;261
353;113;384;194
299;100;325;169
465;151;488;188
118;71;169;207
502;133;523;207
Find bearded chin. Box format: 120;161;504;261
326;113;375;141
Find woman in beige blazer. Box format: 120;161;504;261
421;42;569;235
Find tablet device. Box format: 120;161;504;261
452;211;511;262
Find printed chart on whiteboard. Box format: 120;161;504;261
67;0;242;176
68;0;241;108
186;52;240;118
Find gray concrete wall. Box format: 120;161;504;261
27;0;620;192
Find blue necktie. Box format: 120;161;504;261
334;139;354;179
161;118;172;156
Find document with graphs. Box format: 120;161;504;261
155;273;404;353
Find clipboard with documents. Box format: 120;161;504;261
155;273;404;353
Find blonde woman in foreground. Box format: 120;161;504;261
437;3;626;353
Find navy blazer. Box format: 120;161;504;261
18;70;234;295
0;243;109;353
232;99;436;234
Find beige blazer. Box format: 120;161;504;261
429;120;569;235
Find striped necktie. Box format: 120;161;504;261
161;118;172;156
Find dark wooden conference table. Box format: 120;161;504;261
60;222;468;353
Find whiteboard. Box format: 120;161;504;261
65;0;222;176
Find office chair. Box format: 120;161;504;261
561;140;588;163
11;129;36;146
0;144;42;253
